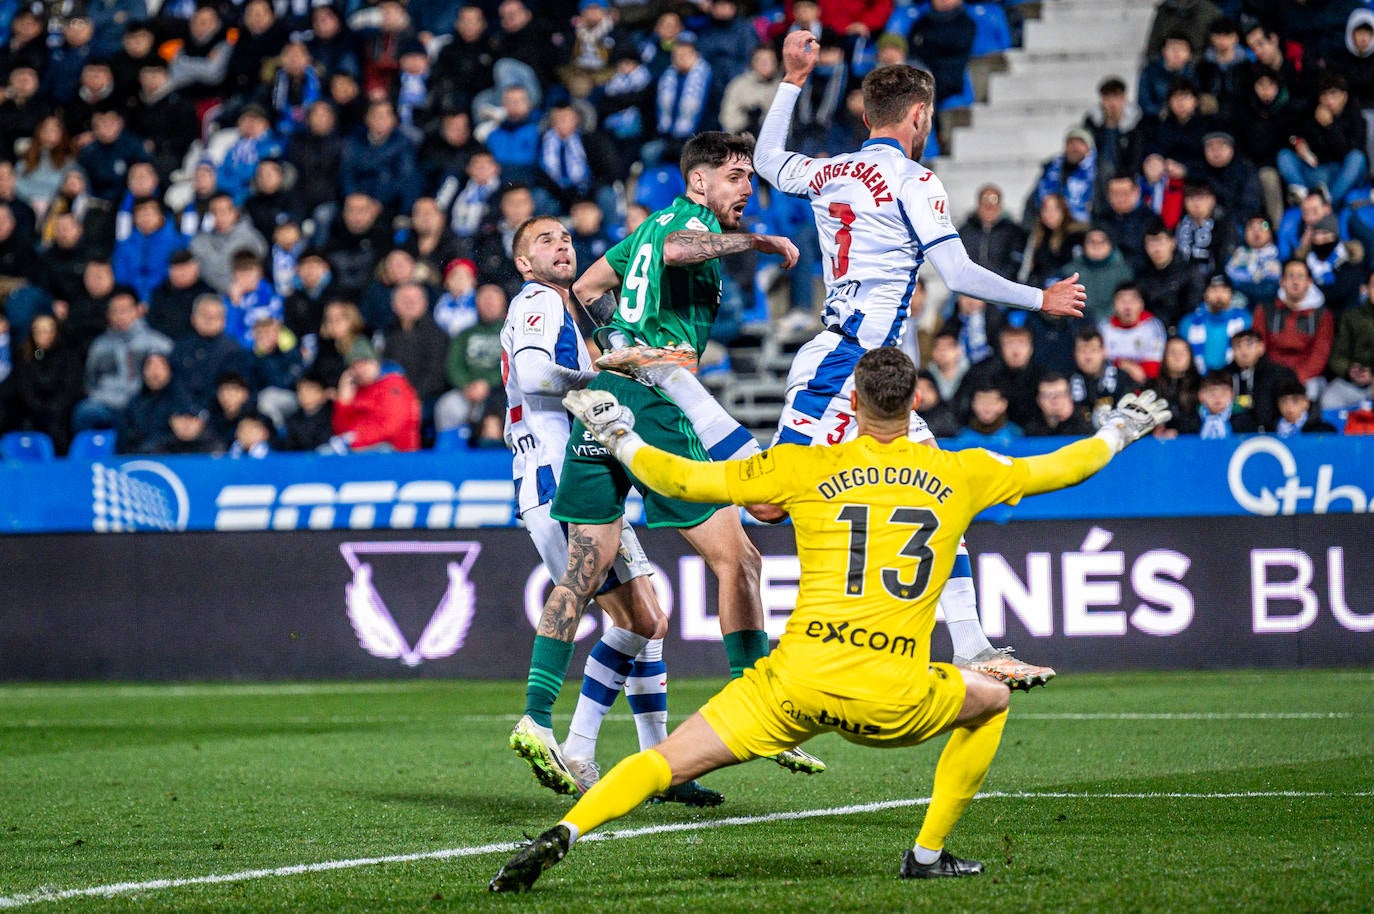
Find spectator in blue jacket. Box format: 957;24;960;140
171;295;252;410
77;106;148;202
652;37;713;162
222;251;285;349
217;105;285;206
113;198;186;304
1138;32;1197;119
1180;274;1252;372
40;17;97;106
86;0;148;59
1030;128;1098;225
908;0;977;109
485;85;542;185
247;312;304;429
694;0;757;91
340;99;421;217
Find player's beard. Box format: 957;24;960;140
710;191;750;229
532;261;575;287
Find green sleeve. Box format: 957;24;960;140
446;332;473;389
604;233;634;277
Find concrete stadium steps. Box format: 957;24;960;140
933;0;1152;218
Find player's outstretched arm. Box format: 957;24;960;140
923;237;1086;318
754;30;816;194
1020;391;1171;494
663;231;799;269
564;390;735;503
571;255;623;324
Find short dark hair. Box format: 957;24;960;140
231;249;262;271
1144;219;1173;240
1276;379;1308;400
1098;76;1127;96
679;131;756;180
1039;372;1070;390
1162;30;1193;47
853;347;917;421
1075;326;1104;344
1000;324;1033;342
1209;17;1239;36
1199;369;1233;391
1230;327;1261;344
512;214;564;259
1113;280;1142;299
861;64;935;128
1282;258;1311;278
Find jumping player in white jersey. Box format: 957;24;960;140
602;34;1087;689
755;33;1085;686
504;214;708;801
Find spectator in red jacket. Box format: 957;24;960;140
1254;259;1335;401
330;338;421;452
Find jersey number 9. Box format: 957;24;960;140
618;243;655;323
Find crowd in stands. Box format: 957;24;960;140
943;0;1374;441
0;0;1370;461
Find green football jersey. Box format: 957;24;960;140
603;195;722;355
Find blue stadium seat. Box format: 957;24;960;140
885;3;922;37
434;427;470;452
68;430;118;460
969;3;1012;57
634;165;687;212
1;431;56;462
1321;409;1350;434
937;72;976;112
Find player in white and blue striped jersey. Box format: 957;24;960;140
503;215;720;805
749;34;1086;688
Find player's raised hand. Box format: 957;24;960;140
1041;272;1087;318
1095;390;1172;454
753;233;801;269
564;389;638;455
782;30;819;87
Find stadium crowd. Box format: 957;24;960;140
0;0;1370;458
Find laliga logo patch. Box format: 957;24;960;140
523;312;544;335
340;542;482;667
928;195;950;226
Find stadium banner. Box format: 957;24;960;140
1;516;1368;680
0;434;1370;535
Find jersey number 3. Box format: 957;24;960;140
828;202;856;279
837;504;939;601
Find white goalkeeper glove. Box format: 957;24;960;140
563;389;642;462
1094;390;1172;454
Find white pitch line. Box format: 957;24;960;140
3;711;1358;729
2;789;1371;909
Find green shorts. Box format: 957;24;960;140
551;373;726;528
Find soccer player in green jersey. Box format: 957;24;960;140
510;132;818;799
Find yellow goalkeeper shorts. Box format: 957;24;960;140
699;655;967;761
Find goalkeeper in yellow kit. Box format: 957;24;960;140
489;347;1171;891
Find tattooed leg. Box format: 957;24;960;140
536;522;623;641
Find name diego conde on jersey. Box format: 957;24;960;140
817;464;955;503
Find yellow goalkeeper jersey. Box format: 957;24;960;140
723;437;1030;704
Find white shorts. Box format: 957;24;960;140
522;502;653;592
773;330;933;448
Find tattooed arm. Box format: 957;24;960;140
663;230;800;269
571;255;623;323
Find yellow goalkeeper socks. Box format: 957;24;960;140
560;749;673;841
914;708;1009;852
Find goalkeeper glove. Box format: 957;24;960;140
1094;390;1172;454
563;389;642;462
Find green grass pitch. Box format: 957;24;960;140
3;671;1372;913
